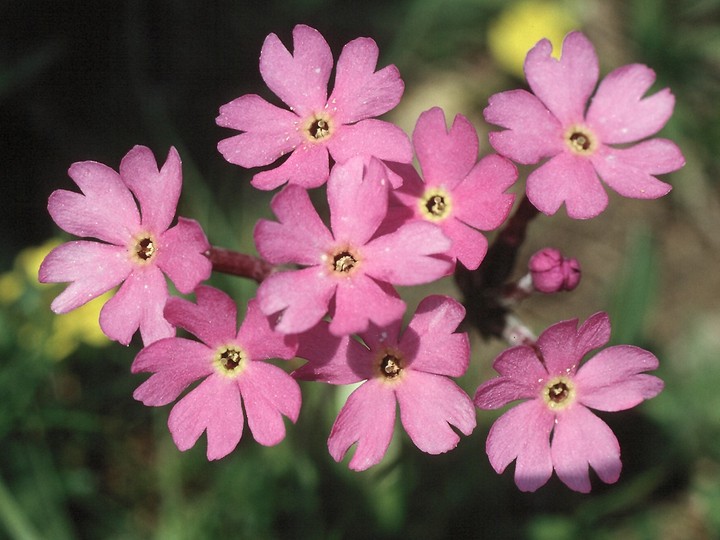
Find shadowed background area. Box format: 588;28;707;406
2;0;720;538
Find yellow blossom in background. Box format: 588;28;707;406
1;239;111;361
488;0;578;78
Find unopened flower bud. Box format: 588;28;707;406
528;248;581;293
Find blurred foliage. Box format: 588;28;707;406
2;0;719;538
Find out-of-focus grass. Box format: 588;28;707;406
1;0;719;538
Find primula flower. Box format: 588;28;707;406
254;156;452;336
474;312;663;492
132;286;301;460
39;146;211;345
528;247;580;293
295;295;476;471
484;31;685;219
388;107;517;270
217;24;412;190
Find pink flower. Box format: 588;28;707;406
474;312;664;492
484;31;685;219
528;247;581;293
216;24;412;190
254;156;452;336
295;295;476;471
132;286;301;460
38;146;211;345
388;107;517;269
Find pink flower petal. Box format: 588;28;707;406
168;375;244;460
452;154;517;231
216;95;303;168
441;217;488;270
484;89;564;164
328;157;388;245
329;275;406;336
254;185;333;265
575;345;663;411
327;119;412;165
397;371;475;454
132;338;214;406
537;313;610;376
329;37;404;124
401;295;469;377
294;322;372;383
524;32;599;125
328;379;396;471
475;346;546;409
99;265;173;345
587;64;675;144
485;399;554;492
49;161;140;245
362;220;452;285
163;286;237;348
251;141;330;190
119;146;181;234
359;317;403;353
413;108;478;190
236;299;298;361
39;241;131;313
238;361;301;446
591;140;681;199
526;152;609;219
256;267;336;334
551;405;621;492
259;25;332;116
156;217;211;294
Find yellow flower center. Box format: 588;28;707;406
564;125;598;156
419;187;452;222
213;345;247;378
303;112;334;142
376;349;405;384
130;233;158;264
541;375;576;410
325;246;361;276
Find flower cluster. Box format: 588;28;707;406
39;25;682;490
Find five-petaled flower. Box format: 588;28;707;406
254;156;452;336
484;31;685;219
38;146;211;345
387;107;517;270
217;24;412;190
295;295;476;471
132;286;301;460
474;312;663;492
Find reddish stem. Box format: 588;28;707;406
205;246;274;283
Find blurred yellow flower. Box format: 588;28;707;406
45;292;111;360
488;0;578;77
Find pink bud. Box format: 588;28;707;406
528;248;581;293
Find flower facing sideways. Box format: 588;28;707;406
484;31;685;219
217;24;412;190
295;295;476;471
132;286;301;460
38;146;211;345
474;312;663;492
254;156;452;336
388;107;517;270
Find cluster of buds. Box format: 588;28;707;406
38;25;683;492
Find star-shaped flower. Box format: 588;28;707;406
474;312;664;492
39;146;211;345
217;24;412;190
484;31;685;219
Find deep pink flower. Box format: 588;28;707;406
295;295;476;471
388;107;517;269
132;286;300;460
528;247;581;293
38;146;211;345
254;156;452;336
474;312;663;492
217;24;412;190
484;31;685;219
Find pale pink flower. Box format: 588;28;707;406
254;156;452;336
217;24;412;190
474;312;663;492
388;107;517;269
484;31;685;219
295;295;476;471
132;286;300;460
38;146;211;345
